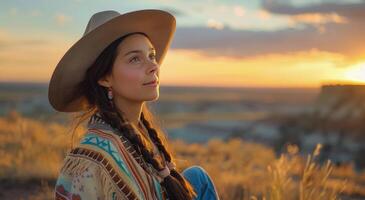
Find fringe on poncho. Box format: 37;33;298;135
54;112;168;200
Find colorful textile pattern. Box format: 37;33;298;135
54;112;166;200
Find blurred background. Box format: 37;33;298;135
1;0;365;199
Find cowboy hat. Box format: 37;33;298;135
48;9;176;112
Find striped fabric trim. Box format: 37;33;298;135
80;133;134;180
84;130;153;199
79;133;145;199
86;112;168;200
68;147;139;200
87;113;158;176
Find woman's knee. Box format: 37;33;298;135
182;165;209;183
182;165;220;199
183;165;205;175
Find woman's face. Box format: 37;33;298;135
98;33;160;103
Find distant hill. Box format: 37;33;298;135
312;84;365;137
274;83;365;168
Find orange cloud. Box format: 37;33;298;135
257;9;271;20
289;12;347;25
0;29;75;82
161;49;351;88
1;29;361;88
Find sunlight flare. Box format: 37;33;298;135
344;62;365;83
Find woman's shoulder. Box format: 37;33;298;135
75;128;136;177
55;129;144;200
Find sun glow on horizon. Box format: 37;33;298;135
344;62;365;83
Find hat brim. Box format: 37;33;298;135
48;9;176;112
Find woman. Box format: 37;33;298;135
48;9;220;200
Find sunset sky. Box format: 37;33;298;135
0;0;365;88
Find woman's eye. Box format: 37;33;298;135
150;54;156;60
129;54;156;63
130;56;140;63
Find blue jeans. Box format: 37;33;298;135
182;166;220;200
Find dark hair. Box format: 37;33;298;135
70;32;197;200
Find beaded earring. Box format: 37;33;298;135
107;87;114;108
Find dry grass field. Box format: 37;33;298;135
0;111;364;200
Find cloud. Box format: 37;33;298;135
172;23;364;66
169;0;365;67
158;7;186;17
257;9;272;20
162;48;348;88
54;13;72;26
289;12;347;25
0;29;75;82
233;5;245;17
207;19;225;30
0;29;48;50
262;0;365;21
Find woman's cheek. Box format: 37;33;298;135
123;68;142;86
114;78;138;101
115;68;143;95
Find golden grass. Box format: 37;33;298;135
0;111;364;199
256;144;347;200
0;111;85;180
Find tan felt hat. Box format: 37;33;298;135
48;9;176;112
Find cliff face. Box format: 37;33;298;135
275;84;365;168
314;84;365;121
311;84;365;137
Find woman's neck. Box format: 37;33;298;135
113;96;144;127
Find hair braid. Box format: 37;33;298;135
97;100;195;199
140;112;172;161
97;101;164;169
140;112;197;199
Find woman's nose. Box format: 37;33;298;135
146;60;159;74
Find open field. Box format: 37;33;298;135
1;112;364;199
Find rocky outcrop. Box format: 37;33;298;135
311;84;365;138
275;84;365;169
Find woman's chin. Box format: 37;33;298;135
144;92;159;101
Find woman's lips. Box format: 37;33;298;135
143;80;159;86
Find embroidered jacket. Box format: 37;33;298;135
54;112;167;200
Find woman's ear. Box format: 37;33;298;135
97;76;112;88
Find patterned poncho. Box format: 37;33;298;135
54;112;168;200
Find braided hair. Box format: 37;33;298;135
72;32;197;200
